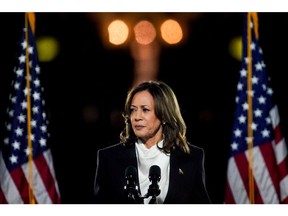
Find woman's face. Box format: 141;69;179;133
130;90;162;147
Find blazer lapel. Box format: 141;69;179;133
124;143;138;168
164;149;179;203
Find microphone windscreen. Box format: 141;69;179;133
149;165;161;180
125;166;137;179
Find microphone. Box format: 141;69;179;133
124;166;143;203
147;165;161;204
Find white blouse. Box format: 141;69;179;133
135;139;170;204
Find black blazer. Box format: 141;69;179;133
94;142;211;204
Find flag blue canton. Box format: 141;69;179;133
230;18;274;156
2;23;49;171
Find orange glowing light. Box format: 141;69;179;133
160;19;183;44
134;20;156;45
108;20;129;45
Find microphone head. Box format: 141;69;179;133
125;166;137;180
147;165;161;198
149;165;161;182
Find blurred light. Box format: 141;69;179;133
36;36;59;62
108;20;129;45
229;36;242;61
110;108;124;128
82;105;99;123
134;20;156;45
160;19;183;45
130;40;160;87
130;41;160;61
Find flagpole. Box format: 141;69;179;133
247;12;255;204
25;12;35;204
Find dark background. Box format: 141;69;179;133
1;12;288;204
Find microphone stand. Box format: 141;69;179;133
149;196;157;204
125;185;144;204
146;180;160;204
127;185;160;204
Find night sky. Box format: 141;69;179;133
1;12;288;204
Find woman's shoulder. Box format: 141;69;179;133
186;143;206;163
187;143;204;153
98;142;124;152
97;142;134;154
175;142;205;159
172;142;204;156
96;143;124;160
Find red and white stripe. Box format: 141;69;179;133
0;149;60;204
225;105;288;204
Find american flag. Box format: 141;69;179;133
0;15;61;203
224;13;288;204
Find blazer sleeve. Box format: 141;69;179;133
194;147;211;204
93;148;106;203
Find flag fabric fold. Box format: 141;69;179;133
225;13;288;204
0;14;61;204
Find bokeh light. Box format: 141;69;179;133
36;36;59;62
107;19;129;45
134;20;156;45
160;19;183;44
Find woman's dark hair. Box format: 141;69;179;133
120;80;190;154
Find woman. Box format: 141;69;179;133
94;80;211;204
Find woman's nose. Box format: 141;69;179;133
134;110;142;120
